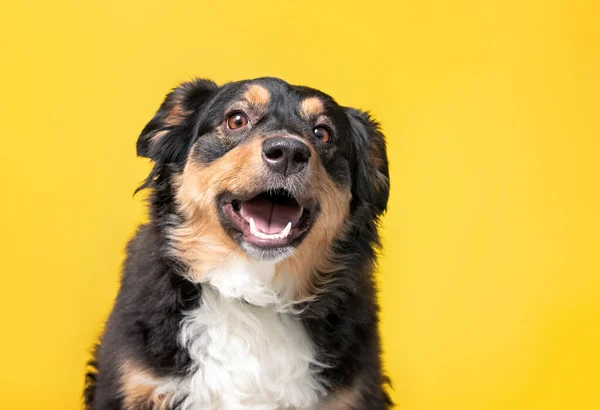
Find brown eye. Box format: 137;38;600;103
313;126;332;143
227;112;249;129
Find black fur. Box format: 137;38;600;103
86;77;392;409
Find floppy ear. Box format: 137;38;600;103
346;108;390;217
137;78;218;163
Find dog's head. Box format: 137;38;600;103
138;78;389;293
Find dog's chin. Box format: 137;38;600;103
218;188;318;261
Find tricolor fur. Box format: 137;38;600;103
85;77;392;409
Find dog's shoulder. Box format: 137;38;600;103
122;223;161;277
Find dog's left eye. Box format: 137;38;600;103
313;126;332;143
227;112;249;129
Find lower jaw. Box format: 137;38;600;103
238;225;309;249
242;234;292;248
239;241;296;261
219;224;313;261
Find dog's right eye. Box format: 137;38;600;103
226;112;249;130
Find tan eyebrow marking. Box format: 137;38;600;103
243;84;271;107
300;96;325;119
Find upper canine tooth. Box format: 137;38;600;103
281;222;292;237
249;218;257;235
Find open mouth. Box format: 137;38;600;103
220;189;316;249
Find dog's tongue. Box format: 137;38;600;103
240;195;302;234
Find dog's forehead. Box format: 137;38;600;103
216;78;335;117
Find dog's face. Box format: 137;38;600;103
137;77;389;282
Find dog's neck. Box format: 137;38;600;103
193;253;300;311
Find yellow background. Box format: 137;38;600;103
1;0;598;409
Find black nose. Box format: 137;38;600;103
262;137;311;176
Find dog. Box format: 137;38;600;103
84;77;391;409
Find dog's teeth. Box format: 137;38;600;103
281;222;292;237
248;218;292;240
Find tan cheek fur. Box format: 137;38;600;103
169;137;266;280
276;141;351;298
170;133;351;298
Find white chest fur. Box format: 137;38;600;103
177;256;325;410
